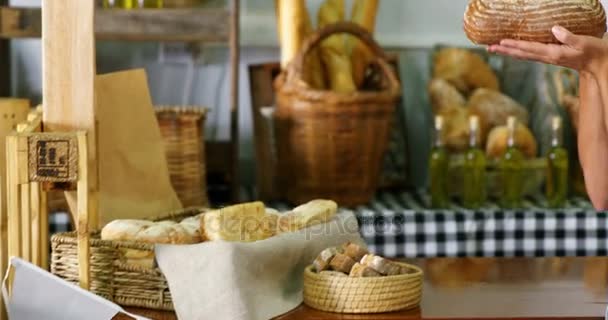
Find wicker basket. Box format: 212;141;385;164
156;107;209;208
303;262;423;314
274;23;401;207
50;207;204;311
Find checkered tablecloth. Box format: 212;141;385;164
48;191;607;259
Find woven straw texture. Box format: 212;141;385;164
274;22;401;207
50;207;203;311
303;263;423;314
156;106;208;208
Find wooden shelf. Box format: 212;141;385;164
0;7;230;42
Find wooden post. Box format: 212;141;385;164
76;132;90;290
41;0;98;230
230;0;240;202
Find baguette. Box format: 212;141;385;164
349;0;379;88
277;0;325;89
464;0;607;45
318;0;357;93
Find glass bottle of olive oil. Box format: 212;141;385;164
463;116;486;209
113;0;163;8
546;116;569;208
429;116;450;208
500;117;524;209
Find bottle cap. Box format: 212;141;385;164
552;116;562;131
469;115;479;131
507;116;517;130
435;115;444;130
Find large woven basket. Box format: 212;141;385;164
274;22;401;207
156;107;209;208
303;262;423;314
50;207;204;311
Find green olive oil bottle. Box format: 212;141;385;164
500;117;524;209
463;116;487;209
546;116;569;208
429;116;450;208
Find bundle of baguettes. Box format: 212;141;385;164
464;0;607;44
276;0;380;93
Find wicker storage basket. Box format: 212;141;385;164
50;207;204;311
275;23;401;207
156;107;209;208
303;262;423;314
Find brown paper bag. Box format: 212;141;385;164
67;69;182;226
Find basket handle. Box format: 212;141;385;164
289;22;400;93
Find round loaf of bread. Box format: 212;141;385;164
464;0;607;45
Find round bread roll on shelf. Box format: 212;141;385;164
329;253;356;274
485;122;538;159
464;0;607;45
428;78;467;114
433;48;499;94
468;88;529;139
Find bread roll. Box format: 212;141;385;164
313;247;341;272
329;253;356;273
101;220;154;242
440;106;470;152
349;262;381;277
278;199;338;232
468;88;529;139
318;0;357;93
464;0;607;45
485;123;538;159
102;220;197;245
434;48;499;95
428;78;467;114
180;214;205;242
360;254;401;276
201;202;270;242
349;0;379;88
342;242;368;262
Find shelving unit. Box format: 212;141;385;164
0;1;241;202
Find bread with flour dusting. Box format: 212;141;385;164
464;0;607;44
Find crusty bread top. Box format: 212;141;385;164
464;0;607;44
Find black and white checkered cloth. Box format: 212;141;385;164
356;191;606;258
48;191;607;258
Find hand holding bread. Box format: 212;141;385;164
465;0;606;45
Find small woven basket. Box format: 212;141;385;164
274;22;401;207
156;106;208;208
303;262;423;314
50;207;204;311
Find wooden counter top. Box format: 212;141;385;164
125;257;608;320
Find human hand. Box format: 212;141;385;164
488;26;608;76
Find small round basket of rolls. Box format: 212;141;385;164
303;243;423;314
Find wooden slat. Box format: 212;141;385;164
19;183;30;261
0;7;230;42
76;132;90;290
30;182;40;267
39;186;48;270
42;0;99;229
6;135;21;260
